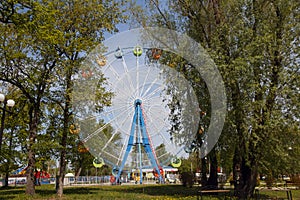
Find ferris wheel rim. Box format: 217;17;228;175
72;28;224;170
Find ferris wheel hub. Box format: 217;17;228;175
134;99;142;106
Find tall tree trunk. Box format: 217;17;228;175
233;147;241;196
241;163;258;198
57;66;73;197
201;157;208;186
25;106;39;195
235;151;258;199
56;111;69;196
57;147;67;197
0;101;7;152
207;149;218;187
75;167;82;183
231;81;251;198
4;128;14;187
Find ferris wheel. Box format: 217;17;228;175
73;29;201;184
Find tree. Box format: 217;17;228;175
132;0;300;198
0;86;28;187
170;0;300;198
43;0;126;196
0;0;126;195
234;1;300;197
0;1;63;194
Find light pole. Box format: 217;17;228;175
0;93;15;151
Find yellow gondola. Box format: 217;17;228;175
133;46;143;57
198;126;204;135
171;157;182;168
96;55;106;66
69;124;80;135
93;157;105;168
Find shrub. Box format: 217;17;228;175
180;172;194;188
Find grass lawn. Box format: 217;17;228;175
0;184;300;200
259;189;300;200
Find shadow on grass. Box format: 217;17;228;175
0;185;101;198
0;186;26;200
99;184;199;197
63;186;100;195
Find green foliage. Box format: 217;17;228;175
131;0;300;197
177;0;299;172
0;0;127;195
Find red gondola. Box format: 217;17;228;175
153;166;164;178
151;48;162;60
81;68;92;78
78;141;89;153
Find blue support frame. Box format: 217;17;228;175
115;99;163;184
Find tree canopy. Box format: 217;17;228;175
130;0;300;197
0;0;127;195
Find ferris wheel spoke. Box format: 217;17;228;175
157;151;171;160
135;53;140;97
117;135;129;165
107;70;136;99
139;66;152;97
142;122;162;137
147;104;167;113
142;83;165;101
118;83;135;101
144;96;166;107
121;57;135;94
145;86;164;98
145;109;172;146
118;113;133;136
102;105;134;138
102;149;121;161
102;104;129;116
156;131;178;156
174;146;186;156
140;78;160;98
101;59;121;83
148;103;169;112
110;109;133;137
107;63;121;81
82;106;132;142
145;111;170;134
101;129;121;153
143;105;168;120
112;88;131;103
106;68;134;99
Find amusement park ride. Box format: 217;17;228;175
115;98;164;183
72;31;200;185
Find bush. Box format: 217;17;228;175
180;172;194;188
